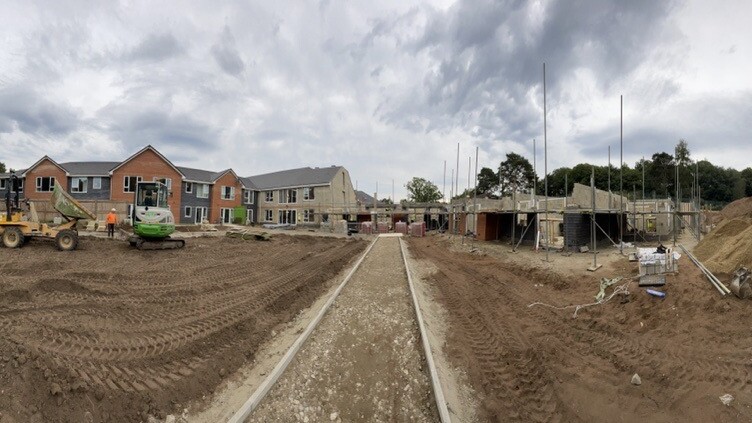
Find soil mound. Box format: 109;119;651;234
720;196;752;221
694;217;752;274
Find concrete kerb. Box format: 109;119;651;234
227;236;380;423
399;238;452;423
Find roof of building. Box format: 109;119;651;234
239;177;258;190
0;169;27;178
177;166;216;183
109;145;186;178
20;156;68;177
355;190;375;204
247;166;342;190
60;161;120;176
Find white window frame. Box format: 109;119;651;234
278;189;297;204
184;206;192;218
0;179;6;190
93;177;102;190
244;190;253;204
194;206;207;224
265;190;273;202
185;182;193;194
222;186;235;200
220;207;233;224
153;177;172;190
71;177;88;193
265;209;273;222
123;176;142;193
303;187;315;201
246;208;254;224
17;179;23;192
35;176;56;192
278;209;297;224
196;183;209;199
303;209;315;223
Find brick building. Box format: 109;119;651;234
1;145;355;226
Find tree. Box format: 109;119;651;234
405;177;442;203
0;162;5;173
498;153;536;196
742;168;752;197
476;167;498;196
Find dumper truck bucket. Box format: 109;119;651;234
730;267;751;299
51;183;96;221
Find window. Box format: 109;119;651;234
303;187;315;201
279;189;297;204
0;179;6;190
93;177;102;190
246;208;254;224
265;191;273;202
17;179;23;192
265;209;273;222
278;209;297;224
185;182;193;193
303;209;315;223
71;177;87;193
244;190;254;204
184;206;192;218
194;207;207;224
196;183;209;198
221;186;235;200
124;176;142;193
220;208;233;224
36;176;56;192
153;177;172;190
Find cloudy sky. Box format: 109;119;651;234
1;0;750;199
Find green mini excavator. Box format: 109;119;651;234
127;181;185;250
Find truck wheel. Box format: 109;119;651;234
2;227;24;248
55;230;78;251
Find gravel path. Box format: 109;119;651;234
247;236;438;422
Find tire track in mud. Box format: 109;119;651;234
409;238;752;422
0;235;367;422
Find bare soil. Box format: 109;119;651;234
248;236;438;422
408;234;752;423
0;234;366;423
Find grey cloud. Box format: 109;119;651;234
211;26;245;76
368;0;680;142
127;33;183;62
0;86;80;135
98;102;217;151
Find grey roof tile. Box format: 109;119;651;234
246;166;341;190
60;161;120;176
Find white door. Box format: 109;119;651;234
195;207;206;224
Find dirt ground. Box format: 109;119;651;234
408;234;752;423
247;236;438;422
0;234;366;423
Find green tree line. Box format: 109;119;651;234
467;141;752;208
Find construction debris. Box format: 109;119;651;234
646;289;666;298
631;374;642;386
680;244;731;296
226;230;271;241
720;394;734;406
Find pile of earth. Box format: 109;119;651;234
695;197;752;275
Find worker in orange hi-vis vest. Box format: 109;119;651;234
106;208;117;238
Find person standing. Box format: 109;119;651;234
106;208;117;238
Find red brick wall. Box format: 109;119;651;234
24;159;68;200
477;213;499;241
209;172;243;222
110;149;183;213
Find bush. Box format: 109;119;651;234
233;217;243;224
